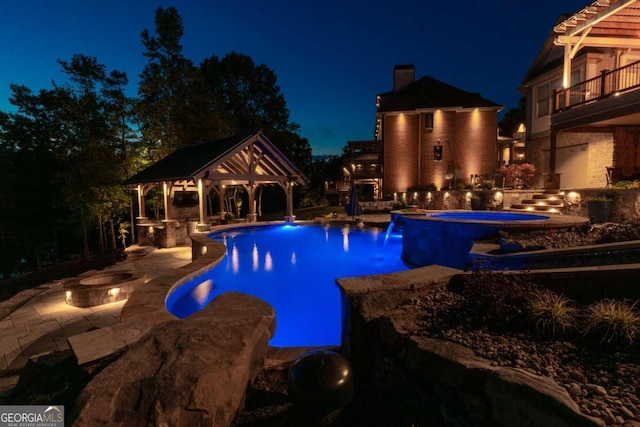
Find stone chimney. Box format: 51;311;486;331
393;64;415;93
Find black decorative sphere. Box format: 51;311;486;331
288;350;354;420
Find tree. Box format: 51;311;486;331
200;52;290;133
103;69;138;177
199;52;312;173
0;106;65;273
137;6;201;161
0;54;134;268
56;54;132;257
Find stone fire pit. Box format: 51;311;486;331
64;270;147;308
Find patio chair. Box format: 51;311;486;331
606;166;623;188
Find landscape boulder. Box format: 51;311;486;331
72;292;276;427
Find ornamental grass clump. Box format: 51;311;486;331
526;291;577;339
583;299;640;348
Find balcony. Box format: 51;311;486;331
554;61;640;112
552;60;640;131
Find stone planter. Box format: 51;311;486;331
471;192;488;210
587;200;612;223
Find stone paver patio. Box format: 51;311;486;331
0;245;192;392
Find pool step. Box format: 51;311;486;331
508;204;564;213
520;199;564;206
508;190;565;214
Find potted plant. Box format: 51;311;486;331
587;195;613;223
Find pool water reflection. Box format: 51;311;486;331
166;224;409;347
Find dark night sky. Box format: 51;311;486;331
0;0;589;155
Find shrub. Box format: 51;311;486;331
612;180;640;189
526;291;577;339
583;299;640;348
500;163;537;188
587;195;613;203
481;180;495;190
407;184;438;192
461;271;540;328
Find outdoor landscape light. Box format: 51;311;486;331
434;139;443;160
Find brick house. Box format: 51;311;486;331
520;0;640;189
375;65;503;196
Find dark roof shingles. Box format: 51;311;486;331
124;132;253;185
378;75;501;112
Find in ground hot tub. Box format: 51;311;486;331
398;210;589;269
64;270;146;308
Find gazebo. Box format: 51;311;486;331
124;130;307;243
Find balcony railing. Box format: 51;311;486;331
554;60;640;112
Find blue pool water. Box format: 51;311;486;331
166;224;409;347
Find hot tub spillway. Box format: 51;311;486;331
64;270;146;308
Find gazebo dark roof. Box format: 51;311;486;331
377;75;501;112
123;130;306;186
124;132;252;185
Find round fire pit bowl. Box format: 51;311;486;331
64;270;146;308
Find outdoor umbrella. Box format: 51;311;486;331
345;183;362;219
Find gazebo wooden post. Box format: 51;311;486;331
134;184;153;246
157;181;178;248
162;181;170;222
136;185;146;219
286;181;295;222
247;182;257;222
217;185;226;221
197;178;209;231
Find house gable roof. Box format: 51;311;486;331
519;13;577;90
123;130;307;187
377;75;502;112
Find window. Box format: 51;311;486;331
538;74;576;115
535;83;550;117
423;112;434;129
570;69;581;86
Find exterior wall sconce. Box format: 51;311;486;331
434;139;443;161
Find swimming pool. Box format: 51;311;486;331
166;224;409;347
